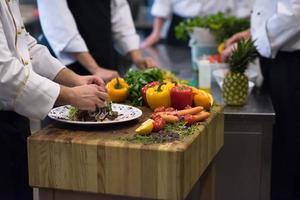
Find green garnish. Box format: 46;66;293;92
68;106;78;121
120;121;199;145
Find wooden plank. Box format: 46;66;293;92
28;106;224;200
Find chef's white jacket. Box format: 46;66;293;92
0;0;64;119
251;0;300;58
37;0;140;66
151;0;252;19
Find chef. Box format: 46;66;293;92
141;0;252;48
0;1;108;199
222;0;300;199
37;0;158;82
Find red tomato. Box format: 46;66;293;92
154;106;166;113
141;81;160;106
152;117;166;132
170;85;194;110
184;114;197;126
208;54;222;63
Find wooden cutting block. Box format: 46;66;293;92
28;106;224;200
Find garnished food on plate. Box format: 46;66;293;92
68;101;119;122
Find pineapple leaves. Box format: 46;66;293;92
228;39;258;74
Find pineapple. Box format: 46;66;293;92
223;39;258;106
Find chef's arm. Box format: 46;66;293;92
141;17;166;48
111;0;158;69
0;19;61;119
71;52;119;82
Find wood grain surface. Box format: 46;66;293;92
28;106;224;200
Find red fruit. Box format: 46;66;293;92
184;114;197;126
165;107;175;112
170;85;194;110
154;106;166;113
152;116;166;132
208;54;222;63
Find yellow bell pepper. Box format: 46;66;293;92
146;82;173;110
106;78;129;103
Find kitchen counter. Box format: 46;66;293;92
144;44;275;200
28;106;224;200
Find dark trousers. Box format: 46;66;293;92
0;112;33;200
260;51;300;200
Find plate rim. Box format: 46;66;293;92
48;103;143;125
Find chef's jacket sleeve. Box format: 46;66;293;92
253;0;300;58
111;0;140;55
151;0;172;19
0;20;60;120
37;0;89;56
27;35;65;80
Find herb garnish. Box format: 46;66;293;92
121;121;199;145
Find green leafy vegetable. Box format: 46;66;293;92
175;12;250;43
124;68;164;106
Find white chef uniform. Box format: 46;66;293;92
37;0;140;66
0;0;64;119
151;0;252;19
251;0;300;58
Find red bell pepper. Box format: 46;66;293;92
170;85;193;110
141;81;160;106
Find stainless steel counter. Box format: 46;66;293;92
144;44;275;200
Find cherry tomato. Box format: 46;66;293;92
154;106;166;113
184;114;197;126
152;116;166;132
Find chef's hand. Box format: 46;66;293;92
93;68;120;83
78;75;106;87
222;29;251;61
130;49;158;69
133;56;159;69
57;84;108;111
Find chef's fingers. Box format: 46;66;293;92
144;57;159;68
91;76;105;86
91;84;107;93
95;91;109;102
95;101;105;108
221;43;237;62
225;32;243;48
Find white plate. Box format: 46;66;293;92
48;104;143;125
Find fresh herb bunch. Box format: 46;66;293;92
124;68;164;106
175;12;250;43
228;39;258;73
